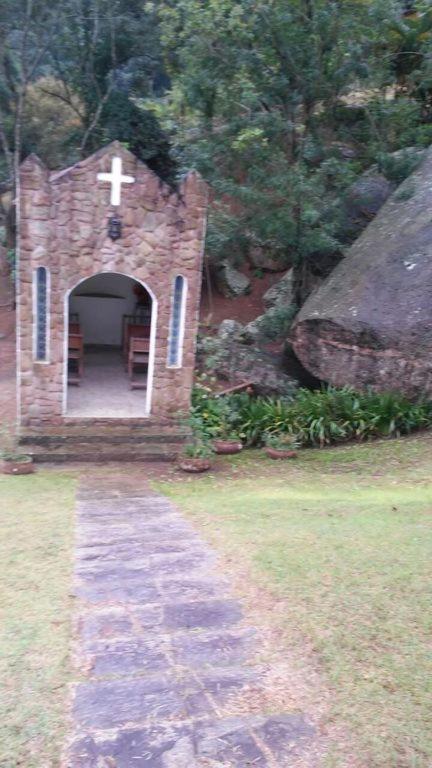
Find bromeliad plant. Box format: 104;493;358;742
285;387;432;446
179;437;214;474
190;384;432;450
264;430;300;459
264;432;301;451
182;441;214;460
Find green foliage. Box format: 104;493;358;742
99;92;176;183
191;385;296;446
182;440;214;459
255;304;298;341
377;148;423;183
0;0;175;185
191;384;432;449
157;0;432;296
263;431;300;451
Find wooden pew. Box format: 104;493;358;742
128;337;150;389
68;333;84;385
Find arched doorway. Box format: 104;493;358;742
64;272;157;417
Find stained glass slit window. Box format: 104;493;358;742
35;266;48;361
168;275;186;367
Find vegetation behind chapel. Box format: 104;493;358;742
2;0;432;305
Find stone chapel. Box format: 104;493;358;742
17;142;207;458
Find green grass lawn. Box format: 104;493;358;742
158;435;432;768
0;471;76;768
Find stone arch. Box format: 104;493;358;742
63;271;158;417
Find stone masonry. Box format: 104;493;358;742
18;142;207;431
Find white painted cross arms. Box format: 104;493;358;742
97;156;135;206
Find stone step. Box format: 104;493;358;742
20;420;190;438
23;441;181;463
20;432;187;446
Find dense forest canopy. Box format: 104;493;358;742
1;0;432;298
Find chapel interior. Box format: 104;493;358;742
66;272;152;417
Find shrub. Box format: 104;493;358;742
190;384;432;449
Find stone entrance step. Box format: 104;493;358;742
19;421;190;463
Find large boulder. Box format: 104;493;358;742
339;169;396;242
248;245;287;273
198;336;298;397
217;319;244;341
291;147;432;399
241;304;298;344
339;148;426;243
214;261;251;297
263;269;294;309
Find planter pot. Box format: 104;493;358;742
264;447;297;460
213;440;243;455
1;456;34;475
178;458;212;473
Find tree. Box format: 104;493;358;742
0;0;177;261
46;0;176;181
158;0;425;302
0;0;60;189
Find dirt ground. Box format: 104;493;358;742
200;268;280;329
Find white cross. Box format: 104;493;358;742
97;156;135;206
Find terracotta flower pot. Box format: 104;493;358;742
213;440;243;455
178;458;212;473
264;447;298;460
2;456;34;475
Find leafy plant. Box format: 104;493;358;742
264;432;300;451
377;148;423;184
182;441;214;459
256;304;298;341
190;385;432;450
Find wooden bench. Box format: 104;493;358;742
68;333;84;385
128;337;150;389
123;322;151;368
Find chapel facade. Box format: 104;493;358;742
17;142;207;435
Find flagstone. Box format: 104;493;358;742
65;482;316;766
163;599;243;631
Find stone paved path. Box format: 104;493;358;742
65;477;316;767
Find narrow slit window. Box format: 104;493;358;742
168;275;186;367
34;266;48;361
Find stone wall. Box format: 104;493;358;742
18;142;207;428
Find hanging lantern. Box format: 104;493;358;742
108;215;122;241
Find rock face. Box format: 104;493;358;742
248;245;286;273
339;169;395;242
291;148;432;398
241;304;298;345
338;148;426;244
263;269;294;309
217;319;244;341
198;336;298;397
214;261;251;297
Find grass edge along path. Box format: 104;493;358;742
156;437;432;768
0;470;76;768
